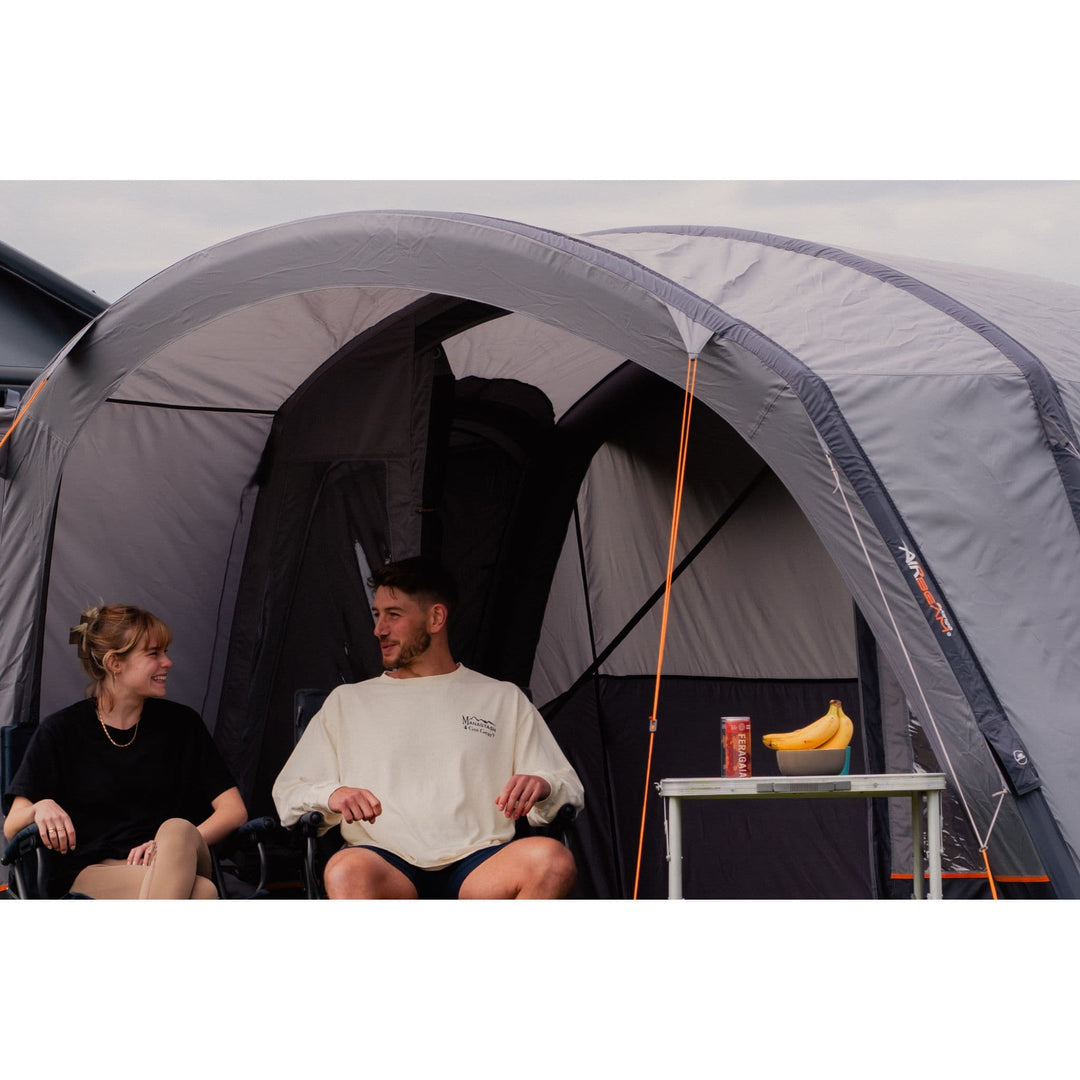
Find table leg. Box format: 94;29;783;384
926;789;943;900
667;796;683;899
911;794;925;899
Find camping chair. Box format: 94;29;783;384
1;818;275;899
287;687;579;899
1;718;275;899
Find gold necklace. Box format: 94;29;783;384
96;706;139;748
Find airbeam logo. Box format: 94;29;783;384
898;542;953;636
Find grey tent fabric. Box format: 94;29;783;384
2;210;1078;898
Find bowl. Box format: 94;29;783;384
776;748;849;776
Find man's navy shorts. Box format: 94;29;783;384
356;842;509;899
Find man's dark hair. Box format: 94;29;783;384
368;556;460;614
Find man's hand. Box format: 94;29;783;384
328;786;382;824
495;774;551;820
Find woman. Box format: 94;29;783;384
2;604;247;898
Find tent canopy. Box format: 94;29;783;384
3;210;1079;898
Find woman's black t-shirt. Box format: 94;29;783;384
4;698;236;894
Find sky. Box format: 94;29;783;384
3;179;1080;304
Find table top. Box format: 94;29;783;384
656;773;947;798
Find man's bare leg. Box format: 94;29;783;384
458;837;576;899
323;847;419;899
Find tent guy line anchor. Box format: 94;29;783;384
824;447;1005;897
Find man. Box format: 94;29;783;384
272;556;583;899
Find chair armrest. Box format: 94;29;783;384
213;815;279;899
235;815;278;841
295;811;328;898
515;801;578;842
2;822;42;866
547;802;578;840
2;823;52;898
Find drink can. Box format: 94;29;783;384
722;716;752;777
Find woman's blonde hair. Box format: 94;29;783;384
69;604;172;706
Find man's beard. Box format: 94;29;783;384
384;627;431;669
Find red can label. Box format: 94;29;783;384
722;716;752;777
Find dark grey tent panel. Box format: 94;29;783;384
2;210;1078;898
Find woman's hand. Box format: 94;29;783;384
126;840;155;866
32;798;76;854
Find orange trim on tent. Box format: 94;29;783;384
891;872;1049;883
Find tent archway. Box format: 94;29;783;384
3;210;1079;896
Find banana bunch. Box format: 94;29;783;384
762;700;854;751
